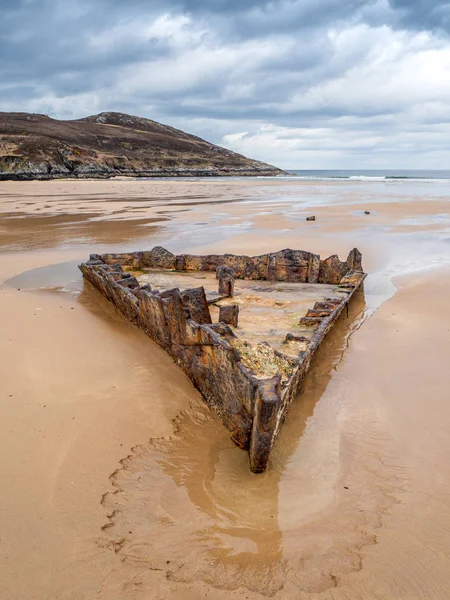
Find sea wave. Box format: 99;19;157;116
349;175;387;181
284;174;450;183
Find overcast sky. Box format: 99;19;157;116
2;0;450;169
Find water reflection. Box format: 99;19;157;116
4;259;82;290
0;213;165;251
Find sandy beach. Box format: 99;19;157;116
1;178;450;600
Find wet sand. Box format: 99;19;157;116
1;179;450;599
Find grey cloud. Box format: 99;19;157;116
49;0;450;35
1;0;450;167
389;0;450;32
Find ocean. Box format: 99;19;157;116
286;169;450;182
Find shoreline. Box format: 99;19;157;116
0;170;286;182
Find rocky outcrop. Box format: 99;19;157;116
0;111;285;180
80;246;366;472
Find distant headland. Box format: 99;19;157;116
0;111;285;180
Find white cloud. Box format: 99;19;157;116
3;1;450;167
87;14;195;52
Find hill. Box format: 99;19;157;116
0;111;284;180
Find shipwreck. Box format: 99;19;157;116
79;246;365;473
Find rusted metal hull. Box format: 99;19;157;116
79;246;366;472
